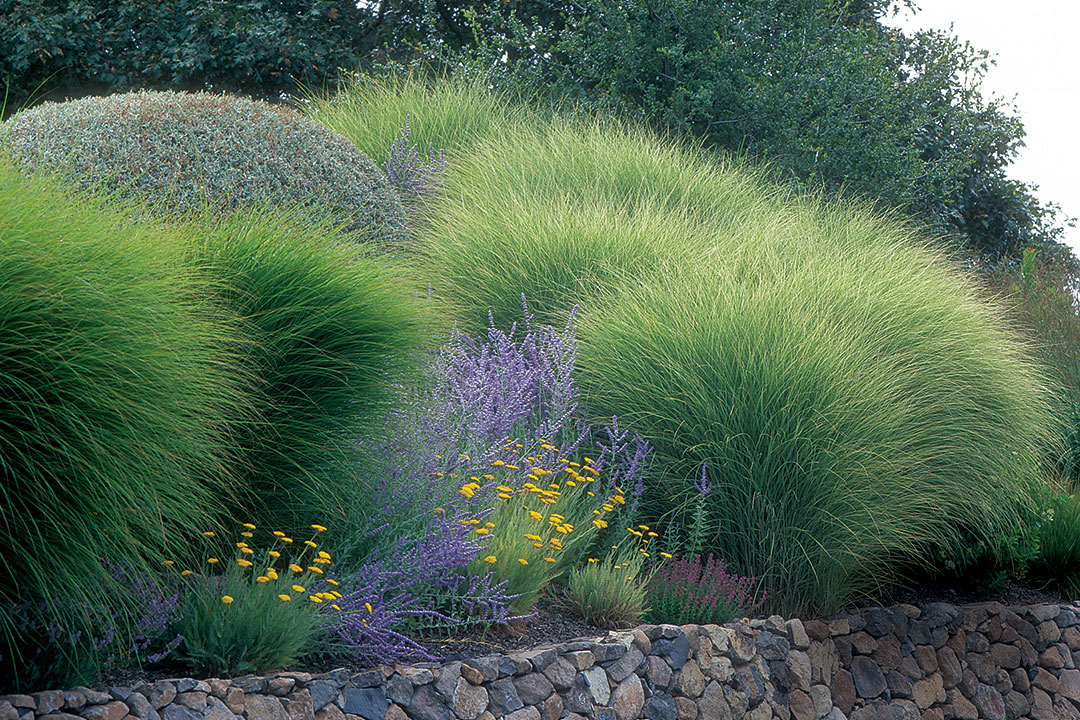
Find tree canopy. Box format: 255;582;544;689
1;0;1071;269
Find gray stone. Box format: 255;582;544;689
542;657;576;692
1055;697;1080;720
124;694;153;720
583;667;611;705
504;707;540;720
564;651;596;671
787;620;810;650
488;679;523;717
787;691;814;720
383;706;406;720
224;689;245;717
434;663;463;700
850;656;886;699
732;663;767;705
673;697;697;720
306;683;339;714
971;684;1005;720
146;684;176;712
591;643;628;663
1033;666;1059;694
946;689;979;720
612;675;645;720
1030;687;1053;720
514;673;555;707
383;677;412;708
203;698;235;720
912;673;943;710
83;704;130;720
3;697;33;711
562;674;594;717
1061;668;1080;702
268;679;296;698
990;643;1022;669
39;714;84;720
1039;646;1066;669
788;650;812;692
672;660;706;699
886;670;913;699
936;647;962;689
233;678;268;695
632;629;652;656
468;658;501;683
758;632;791;661
653;636;691;671
1003;689;1029;719
810;685;831;719
541;693;563;720
522;647;560;672
282;692;314;720
1036;620;1061;645
0;704;19;720
245;696;288;720
647;655;674;690
63;692;88;713
342;689;386;720
175;694;206;712
459;664;484;686
698;683;731;720
808;641;839;685
448;680;487;720
849;699;919;720
642;694;677;720
406;686;450;720
35;691;66;714
872;635;903;672
159;707;200;720
607;647;646;683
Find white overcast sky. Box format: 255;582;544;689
887;1;1080;257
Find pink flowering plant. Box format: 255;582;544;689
645;553;763;625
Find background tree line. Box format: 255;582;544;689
1;0;1074;274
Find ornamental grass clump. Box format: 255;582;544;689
305;71;529;163
578;199;1058;615
414;118;776;331
172;523;340;676
559;527;656;629
0;90;406;242
0;160;249;691
186;207;431;533
645;554;761;626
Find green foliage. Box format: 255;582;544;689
394;87;774;330
577;200;1057;615
1028;489;1080;598
186;208;431;532
305;71;531;165
0;159;250;689
367;0;1072;270
644;553;760;626
986;249;1080;480
0;0;376;113
173;526;336;676
560;549;647;629
0;90;406;242
463;456;628;612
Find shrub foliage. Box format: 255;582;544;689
1;90;406;241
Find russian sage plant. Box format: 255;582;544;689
385;114;447;200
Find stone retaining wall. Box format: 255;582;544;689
4;601;1080;720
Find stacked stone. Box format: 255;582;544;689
806;601;1080;720
5;601;1080;720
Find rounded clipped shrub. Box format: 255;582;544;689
185;208;432;532
0;159;250;689
0;90;406;242
577;199;1057;615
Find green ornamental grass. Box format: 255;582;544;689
333;75;1059;614
183;208;433;533
578;200;1058;614
0;159;251;689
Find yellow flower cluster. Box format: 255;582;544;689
168;522;343;610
